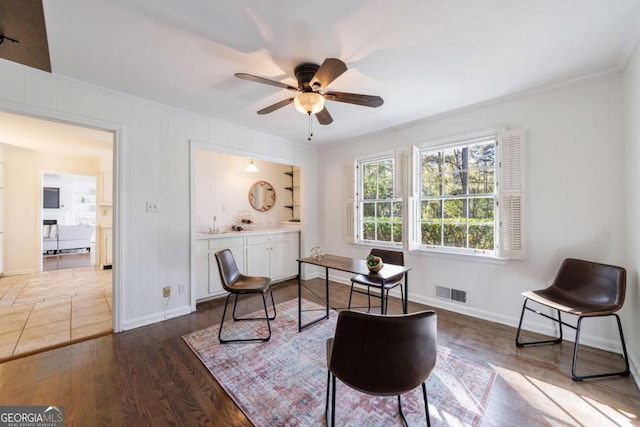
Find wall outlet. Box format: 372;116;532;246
146;201;159;213
178;284;186;294
163;286;171;298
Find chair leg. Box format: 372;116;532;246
331;373;336;427
422;382;431;427
231;289;276;321
325;371;330;419
218;291;273;344
348;282;355;310
397;395;408;427
366;286;372;313
515;298;563;347
571;314;631;381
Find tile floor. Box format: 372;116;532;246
0;266;112;361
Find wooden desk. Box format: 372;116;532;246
297;254;411;331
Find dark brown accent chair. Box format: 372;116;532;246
348;248;405;314
326;310;437;426
214;249;276;343
515;258;630;381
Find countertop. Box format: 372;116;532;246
196;227;300;240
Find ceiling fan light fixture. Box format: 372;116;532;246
294;92;325;115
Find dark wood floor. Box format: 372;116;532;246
1;278;638;426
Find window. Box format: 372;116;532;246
420;137;497;255
346;129;526;259
357;157;403;244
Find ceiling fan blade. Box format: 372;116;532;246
324;91;384;108
235;73;299;92
315;107;333;125
257;97;295;115
310;58;347;90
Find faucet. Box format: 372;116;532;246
213;215;218;233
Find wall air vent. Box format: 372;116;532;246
435;285;468;304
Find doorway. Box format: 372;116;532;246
0;112;116;360
42;172;97;271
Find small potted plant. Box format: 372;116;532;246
366;254;383;273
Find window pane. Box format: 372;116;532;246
377;222;392;242
377;202;391;219
443;148;469;196
468;198;494;223
469;224;494;250
421;223;441;245
392;223;403;243
443;199;465;220
362;202;376;220
392;201;402;222
443;224;466;247
421;200;441;220
421;152;443;196
362;163;377;199
363;222;375;240
378;178;393;199
468;142;495;194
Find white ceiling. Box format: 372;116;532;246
24;1;640;144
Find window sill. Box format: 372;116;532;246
415;247;509;265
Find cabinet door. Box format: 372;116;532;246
269;240;289;281
245;243;271;278
209;246;244;295
284;232;300;277
196;241;209;300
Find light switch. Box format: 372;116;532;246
146;201;159;213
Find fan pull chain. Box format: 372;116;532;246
307;112;313;141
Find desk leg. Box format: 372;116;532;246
403;272;408;314
298;260;302;332
381;279;387;315
298;262;331;331
325;266;330;319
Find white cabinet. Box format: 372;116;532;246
208;237;244;295
197;235;244;301
196;230;299;302
245;232;299;281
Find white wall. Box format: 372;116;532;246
623;40;640;381
0;58;319;331
194;151;294;232
319;73;632;361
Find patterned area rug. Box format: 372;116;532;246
183;300;496;426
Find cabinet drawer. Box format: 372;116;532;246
208;236;244;250
245;233;289;246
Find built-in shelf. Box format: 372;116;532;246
284;166;301;221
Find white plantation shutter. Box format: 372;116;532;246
498;129;526;259
394;146;420;198
395;147;420;250
344;161;357;243
404;196;420;251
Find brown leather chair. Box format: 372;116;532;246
348;248;405;314
326;310;437;426
515;258;630;381
215;249;276;343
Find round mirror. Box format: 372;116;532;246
248;181;276;211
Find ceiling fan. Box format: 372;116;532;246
235;58;383;140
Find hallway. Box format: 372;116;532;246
0;266;112;361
